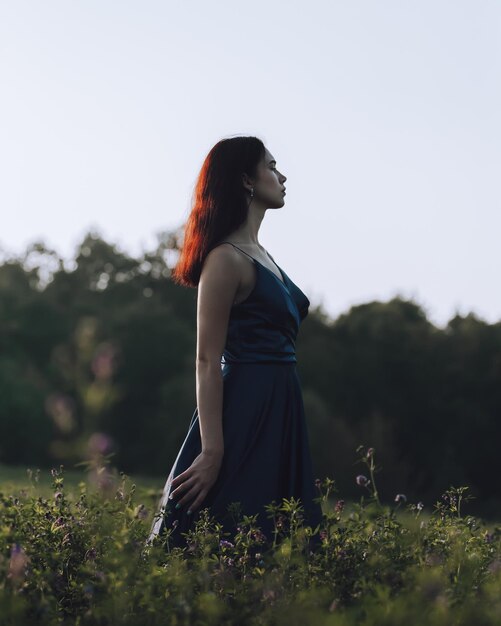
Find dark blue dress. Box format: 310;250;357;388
147;242;323;550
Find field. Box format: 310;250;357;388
1;449;501;626
0;462;164;499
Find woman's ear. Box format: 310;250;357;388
242;172;254;192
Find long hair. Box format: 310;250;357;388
171;136;266;287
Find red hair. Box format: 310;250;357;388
171;136;266;287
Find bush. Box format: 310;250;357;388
1;447;501;625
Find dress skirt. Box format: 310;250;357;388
147;361;323;550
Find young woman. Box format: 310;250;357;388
146;135;323;550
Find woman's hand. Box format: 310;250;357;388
169;449;223;515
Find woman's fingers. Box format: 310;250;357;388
170;468;192;489
175;483;201;508
185;488;208;514
171;480;208;512
168;452;220;513
169;475;196;501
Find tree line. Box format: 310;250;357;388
1;229;500;519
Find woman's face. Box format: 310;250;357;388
254;148;287;209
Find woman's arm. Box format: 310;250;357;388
195;245;240;453
168;244;241;513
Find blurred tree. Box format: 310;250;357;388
0;229;500;519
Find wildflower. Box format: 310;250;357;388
356;474;368;487
219;539;234;549
54;491;63;500
136;504;148;520
8;543;29;584
366;447;375;458
91;342;117;381
395;494;407;503
276;514;285;529
251;529;267;543
334;499;345;513
87;432;114;457
417;501;424;511
85;548;97;561
314;478;321;489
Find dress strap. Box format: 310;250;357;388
219;241;257;264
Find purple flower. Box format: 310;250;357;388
85;547;97;560
219;539;234;549
366;447;375;458
87;432;114;456
334;499;345;513
251;529;267;543
394;493;407;503
356;474;368;487
91;342;117;381
8;543;28;582
136;504;148;520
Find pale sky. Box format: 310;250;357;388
1;0;499;328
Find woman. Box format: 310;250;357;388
146;136;323;550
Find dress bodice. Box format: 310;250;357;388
216;242;310;364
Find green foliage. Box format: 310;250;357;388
2;228;501;518
1;448;501;625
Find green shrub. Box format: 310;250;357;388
1;447;501;625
